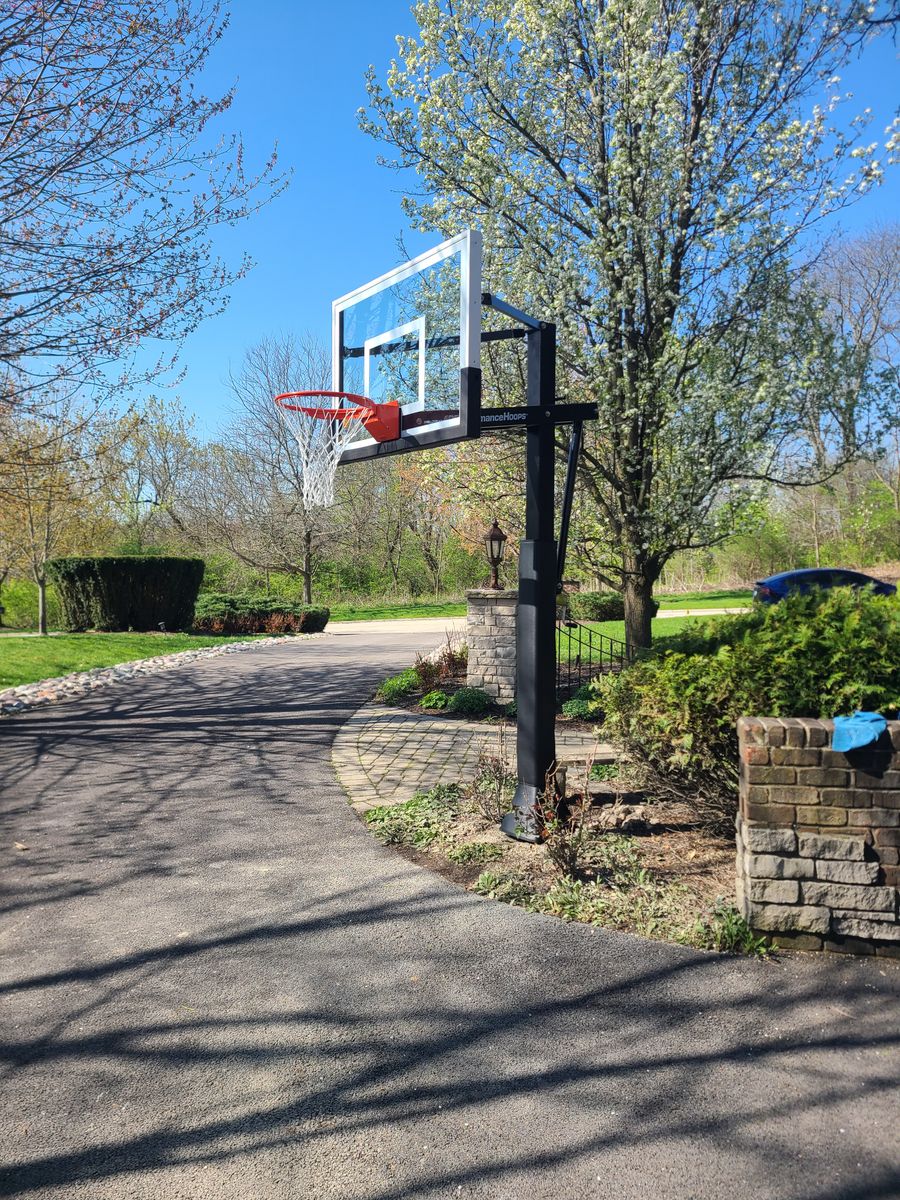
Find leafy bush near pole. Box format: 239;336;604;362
592;588;900;832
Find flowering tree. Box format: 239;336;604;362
0;403;118;632
363;0;897;645
0;1;283;408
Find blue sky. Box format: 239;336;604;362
173;1;900;435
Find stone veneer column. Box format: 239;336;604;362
736;716;900;956
465;589;517;704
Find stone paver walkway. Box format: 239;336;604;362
332;700;610;813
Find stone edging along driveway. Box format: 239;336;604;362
0;633;328;719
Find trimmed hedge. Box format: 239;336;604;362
47;556;204;632
192;592;329;634
566;591;659;622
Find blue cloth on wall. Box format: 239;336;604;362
831;711;888;753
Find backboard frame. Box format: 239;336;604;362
333;229;482;463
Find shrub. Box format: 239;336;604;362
561;683;595;719
414;654;443;690
567;591;659;622
447;686;492;715
593;588;900;832
420;689;450;709
376;668;420;703
47;556;204;632
192;592;329;635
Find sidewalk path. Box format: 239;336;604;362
333;702;609;813
1;618;898;1200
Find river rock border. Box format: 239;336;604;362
0;634;327;719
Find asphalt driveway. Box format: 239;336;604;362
1;620;898;1200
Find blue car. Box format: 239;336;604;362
753;568;897;604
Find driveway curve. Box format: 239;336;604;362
1;620;898;1200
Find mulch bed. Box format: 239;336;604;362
395;795;736;909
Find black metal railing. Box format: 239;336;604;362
556;614;634;699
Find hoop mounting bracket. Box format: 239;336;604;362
479;401;597;431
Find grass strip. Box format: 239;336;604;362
0;632;267;690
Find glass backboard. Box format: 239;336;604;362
333;229;482;462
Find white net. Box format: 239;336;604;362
277;401;368;508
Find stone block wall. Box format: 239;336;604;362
736;716;900;956
466;589;517;703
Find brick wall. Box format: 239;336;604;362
466;589;517;703
736;716;900;956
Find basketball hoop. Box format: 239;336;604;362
273;391;400;507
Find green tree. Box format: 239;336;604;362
363;0;896;645
0;404;115;633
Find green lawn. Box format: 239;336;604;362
0;632;266;690
328;600;467;622
558;614;716;665
655;588;752;609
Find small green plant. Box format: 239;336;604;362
561;684;598;719
447;841;504;865
472;869;536;906
376;668;420;703
447;686;492;715
363;785;460;848
589;761;619;782
448;686;496;710
679;900;772;956
503;698;517;718
420;689;450;710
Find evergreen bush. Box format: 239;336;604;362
447;687;492;715
47;556;204;632
192;593;329;634
567;591;659;622
593;588;900;832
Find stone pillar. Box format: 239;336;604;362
736;716;900;956
466;589;517;703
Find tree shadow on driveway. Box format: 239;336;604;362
1;636;898;1199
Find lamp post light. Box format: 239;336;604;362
483;518;508;590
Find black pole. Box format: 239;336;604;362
556;421;583;590
502;322;558;842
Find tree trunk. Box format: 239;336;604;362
624;574;655;651
302;529;312;605
38;576;47;636
0;567;6;628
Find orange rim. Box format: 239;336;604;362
273;391;401;442
274;390;375;420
